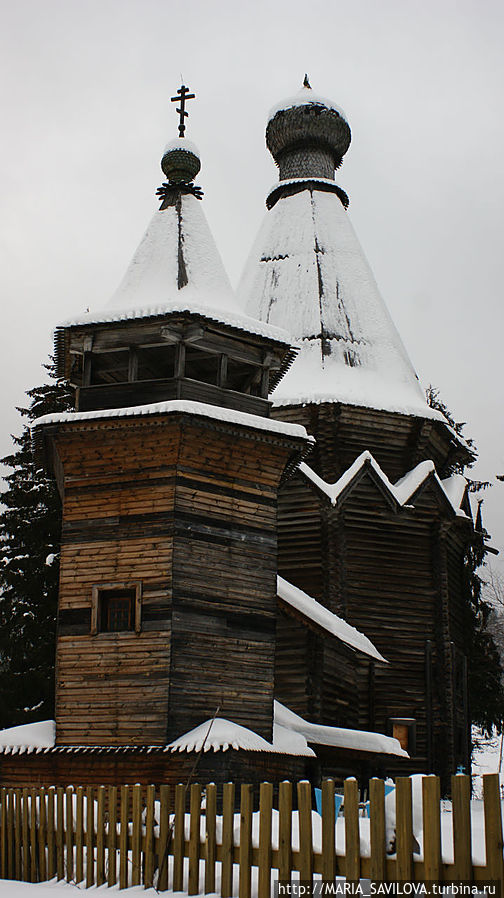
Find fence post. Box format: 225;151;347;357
258;782;273;898
96;785;106;886
205;783;217;895
483;773;504;890
395;777;413;882
0;788;7;878
107;785;118;887
30;788;38;883
75;787;84;883
65;786;74;883
188;783;202;896
21;788;29;881
344;777;360;883
298;781;313;885
144;784;155;889
119;785;129;890
422;776;441;883
131;784;142;886
157;784;171;893
239;784;253;898
278;781;293;884
452;774;471;882
173;783;185;893
370;778;386;883
322;779;336;883
85;786;94;887
38;788;47;882
221;782;235;898
46;787;55;881
14;788;21;879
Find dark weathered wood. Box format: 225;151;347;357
119;786;129;890
107;786;117;887
483;774;504;888
157;784;170;893
65;786;73;883
452;774;471;881
173;783;185;893
144;784;156;889
297;781;313;883
422;776;441;882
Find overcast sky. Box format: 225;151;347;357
1;0;503;564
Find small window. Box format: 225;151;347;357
91;581;142;635
226;358;262;395
137;345;176;381
184;346;219;385
90;350;129;385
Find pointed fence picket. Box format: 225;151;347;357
0;774;502;895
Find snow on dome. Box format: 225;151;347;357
168;717;314;757
277;575;386;663
162;137;200;158
238;187;438;420
268;85;347;123
0;720;55;753
274;701;408;758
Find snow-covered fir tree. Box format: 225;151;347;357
0;364;72;729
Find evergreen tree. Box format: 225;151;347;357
426;386;504;735
0;364;72;729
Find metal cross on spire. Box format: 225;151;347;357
171;84;196;137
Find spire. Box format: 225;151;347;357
108;85;235;315
237;83;433;419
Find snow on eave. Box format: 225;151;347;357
274;701;409;758
277;575;386;663
0;720;55;753
167;717;315;757
57;298;292;347
31;398;313;445
298;451;470;519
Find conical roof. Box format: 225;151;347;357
237;84;435;419
109;139;236;317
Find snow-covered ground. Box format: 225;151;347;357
0;884;184;898
472;727;503;798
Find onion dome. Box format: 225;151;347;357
266;76;351;184
161;138;201;183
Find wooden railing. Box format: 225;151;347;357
0;775;503;896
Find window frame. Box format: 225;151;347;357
91;581;142;636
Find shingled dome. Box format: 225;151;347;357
267;81;351;181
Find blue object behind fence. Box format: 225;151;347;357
314;788;344;817
365;783;395;817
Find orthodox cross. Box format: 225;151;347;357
171;84;196;137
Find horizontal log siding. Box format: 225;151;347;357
167;421;294;742
52;413;305;749
272;403;462;482
54;421;181;746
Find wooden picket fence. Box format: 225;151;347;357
0;775;503;895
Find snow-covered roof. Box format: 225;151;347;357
58;297;292;345
168;717;315;757
274;701;408;758
238;186;442;420
268;85;347;123
31;398;313;444
277;575;386;663
299;450;470;519
0;720;55;754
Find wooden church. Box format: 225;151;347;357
0;82;479;793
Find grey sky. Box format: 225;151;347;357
1;0;503;560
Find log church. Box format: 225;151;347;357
0;81;480;792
